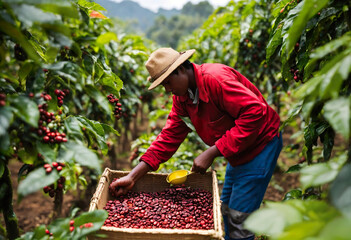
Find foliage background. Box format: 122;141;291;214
0;0;350;239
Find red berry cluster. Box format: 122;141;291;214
79;222;94;229
0;93;6;107
104;185;214;230
37;103;67;144
290;68;303;82
69;220;75;232
54;89;69;107
43;161;65;173
107;94;122;119
41;92;52;101
43;175;66;198
69;220;94;232
45;228;53;237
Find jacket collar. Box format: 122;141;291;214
178;63;209;103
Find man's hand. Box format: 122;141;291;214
110;161;152;196
191;145;222;174
110;175;135;197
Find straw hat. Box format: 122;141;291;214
146;48;195;90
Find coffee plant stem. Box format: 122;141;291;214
2;165;19;240
53;188;63;220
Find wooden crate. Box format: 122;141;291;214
88;168;223;240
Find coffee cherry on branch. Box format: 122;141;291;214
290;67;303;82
54;89;69;107
37;98;67;144
42;174;66;198
107;94;123;120
0;93;6;107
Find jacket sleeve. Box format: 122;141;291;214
212;75;268;159
140;99;191;171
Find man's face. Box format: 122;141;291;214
161;67;188;96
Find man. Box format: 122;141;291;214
111;47;282;240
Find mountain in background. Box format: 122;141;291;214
94;0;180;32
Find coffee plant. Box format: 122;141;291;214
0;0;152;239
242;0;351;239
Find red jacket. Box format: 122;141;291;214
141;63;280;171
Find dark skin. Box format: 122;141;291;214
111;65;222;196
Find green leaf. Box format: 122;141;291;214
244;201;302;237
309;32;351;60
67;143;101;174
319;53;351;100
18;167;60;197
64;116;84;140
101;74;123;94
318;216;351;239
101;123;119;136
329;163;351;218
286;0;329;54
0;106;14;136
85;85;110;115
78;0;107;11
11;4;59;27
295;75;322;99
18;62;34;85
280;221;325;239
266;26;282;63
76;116;104;136
279;102;302;131
38;3;79;19
47;210;107;239
323;97;350;140
75;116;110;155
74;210;108;234
10;96;39;127
286;163;304;173
17;148;37;165
300;154;347;190
36;141;57;163
96;32;117;46
300;163;338;189
0;18;42;62
283;189;302;201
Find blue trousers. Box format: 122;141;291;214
220;134;283;240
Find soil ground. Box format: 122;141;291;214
1;125;300;237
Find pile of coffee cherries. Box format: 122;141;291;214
104;184;214;230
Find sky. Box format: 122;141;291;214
110;0;232;12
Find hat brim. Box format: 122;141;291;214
148;49;196;90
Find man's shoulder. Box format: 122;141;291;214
199;63;230;73
197;63;235;84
